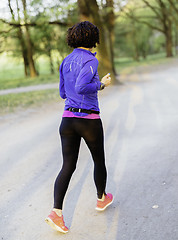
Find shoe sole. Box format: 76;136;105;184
95;197;114;211
45;217;68;233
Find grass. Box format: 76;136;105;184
0;74;59;90
0;53;59;90
0;53;60;114
0;89;60;114
114;52;173;74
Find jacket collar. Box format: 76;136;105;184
74;48;97;56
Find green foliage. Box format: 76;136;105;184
0;0;177;77
114;0;177;59
115;16;152;59
0;0;78;77
149;32;165;54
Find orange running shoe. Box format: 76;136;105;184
45;211;69;233
95;193;113;211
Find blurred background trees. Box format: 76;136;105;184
0;0;177;80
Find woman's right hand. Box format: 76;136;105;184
101;73;111;87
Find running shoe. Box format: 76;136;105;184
45;211;69;233
95;193;113;211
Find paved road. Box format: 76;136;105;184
0;83;58;95
0;62;178;240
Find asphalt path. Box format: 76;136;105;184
0;61;178;240
0;83;58;95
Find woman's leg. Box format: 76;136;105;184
77;119;107;199
54;118;81;209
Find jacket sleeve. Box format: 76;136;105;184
75;58;101;94
59;61;67;99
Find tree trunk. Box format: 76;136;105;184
175;25;178;55
48;48;54;74
22;0;37;77
133;39;140;61
105;0;117;75
157;0;173;57
132;22;140;61
16;0;29;76
77;0;118;84
165;22;173;57
9;0;29;76
17;28;30;76
136;0;174;58
141;49;147;59
24;26;38;77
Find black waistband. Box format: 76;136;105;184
67;107;100;115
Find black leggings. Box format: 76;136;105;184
54;117;107;209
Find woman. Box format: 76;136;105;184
45;21;113;233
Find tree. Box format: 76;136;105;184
8;0;30;76
77;0;118;84
102;0;117;75
21;0;38;77
0;0;69;78
1;0;119;80
3;0;38;77
115;13;153;60
119;0;178;57
143;0;174;57
31;15;55;75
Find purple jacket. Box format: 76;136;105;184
59;48;102;113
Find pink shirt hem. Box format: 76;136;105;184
62;110;100;119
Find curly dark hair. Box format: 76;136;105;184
67;21;100;48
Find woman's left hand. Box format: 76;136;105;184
101;73;111;87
